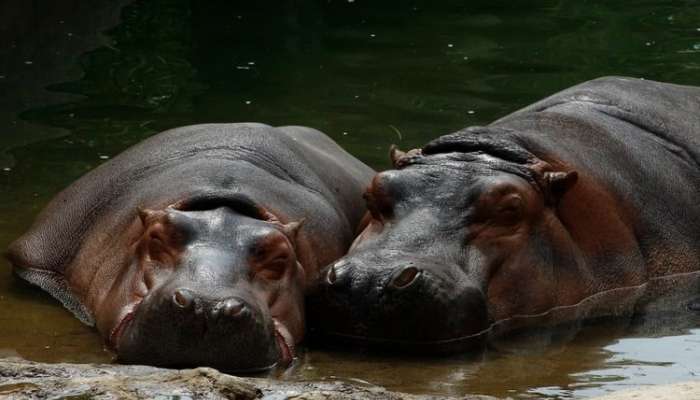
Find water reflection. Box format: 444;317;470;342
294;313;700;399
560;329;700;398
1;0;700;398
0;0;133;170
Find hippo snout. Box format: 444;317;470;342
116;285;279;372
309;255;490;353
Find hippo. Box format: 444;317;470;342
5;123;375;371
309;77;700;352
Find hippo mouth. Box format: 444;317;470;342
108;305;139;351
109;301;295;369
273;319;295;367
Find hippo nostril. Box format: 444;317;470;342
172;288;194;308
211;298;249;321
326;266;337;285
222;298;245;317
326;260;350;286
391;266;421;289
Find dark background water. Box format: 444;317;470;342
1;1;700;398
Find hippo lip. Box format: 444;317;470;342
273;319;294;367
108;302;142;351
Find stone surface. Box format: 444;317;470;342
0;358;497;400
3;357;700;399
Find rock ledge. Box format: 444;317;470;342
0;358;496;400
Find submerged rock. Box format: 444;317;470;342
0;358;497;400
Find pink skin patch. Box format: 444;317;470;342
108;308;137;351
274;319;295;366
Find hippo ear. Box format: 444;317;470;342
138;208;167;226
544;171;578;204
282;218;305;238
389;145;406;168
137;208;182;263
281;218;306;249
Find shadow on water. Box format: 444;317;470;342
1;0;700;398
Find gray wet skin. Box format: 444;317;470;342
6;123;374;371
309;77;700;351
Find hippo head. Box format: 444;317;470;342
100;196;305;372
309;132;581;351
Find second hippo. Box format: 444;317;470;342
310;77;700;352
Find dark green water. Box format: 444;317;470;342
1;1;700;398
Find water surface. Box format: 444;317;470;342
1;1;700;398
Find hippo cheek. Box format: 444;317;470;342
113;287;281;372
309;259;490;353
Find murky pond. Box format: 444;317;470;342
1;0;699;398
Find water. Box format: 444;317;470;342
1;0;699;397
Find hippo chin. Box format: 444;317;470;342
6;123;374;371
309;77;700;351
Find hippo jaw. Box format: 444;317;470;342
108;301;296;367
109;289;278;372
100;205;306;372
110;295;296;372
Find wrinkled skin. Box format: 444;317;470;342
309;77;700;351
6;123;374;371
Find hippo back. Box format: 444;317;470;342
495;77;700;278
495;76;700;167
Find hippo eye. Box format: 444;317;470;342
251;234;293;281
495;194;523;225
255;257;288;281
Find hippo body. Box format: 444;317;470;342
311;77;700;351
6;123;375;370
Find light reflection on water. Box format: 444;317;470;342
563;331;700;398
1;0;700;398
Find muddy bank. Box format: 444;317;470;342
0;358;497;399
